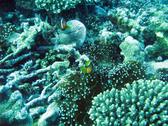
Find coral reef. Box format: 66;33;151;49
0;0;167;125
38;102;60;126
145;60;168;82
89;79;168;126
135;5;168;59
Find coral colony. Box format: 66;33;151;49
0;0;168;126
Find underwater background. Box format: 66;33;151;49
0;0;168;126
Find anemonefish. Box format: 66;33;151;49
61;18;70;30
80;60;92;74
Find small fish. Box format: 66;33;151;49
80;65;92;74
86;66;92;74
60;18;70;30
80;60;92;74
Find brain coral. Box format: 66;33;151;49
35;0;98;14
89;79;168;126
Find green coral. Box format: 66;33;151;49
35;0;97;14
89;79;168;126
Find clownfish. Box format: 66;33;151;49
80;60;92;74
61;18;71;30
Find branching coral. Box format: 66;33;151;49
48;47;147;125
35;0;98;14
0;17;53;67
89;79;168;126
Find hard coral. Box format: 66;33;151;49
89;79;168;126
35;0;98;14
56;20;86;48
